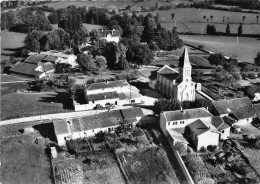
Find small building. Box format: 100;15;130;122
244;85;260;102
185;119;219;151
53;108;144;146
212;97;257;125
211;116;230;140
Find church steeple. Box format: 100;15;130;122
179;47;192;82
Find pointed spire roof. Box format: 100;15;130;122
179;47;191;68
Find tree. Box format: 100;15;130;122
95;55;107;73
127;44;154;66
238;23;243;36
226;24;230;35
24;30;44;52
206;24;216;35
77;54;96;72
171;13;175;21
154;98;180;114
255;52;260;66
26;14;52;32
208;53;226;66
242;15;246;23
117;57;130;70
257;15;259;24
203;15;206;22
210;15;213;22
48;11;59;24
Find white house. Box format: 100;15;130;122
212;97;257;126
99;29;120;43
244;86;260;102
53;108;144;146
150;47;201;102
160;107;230;151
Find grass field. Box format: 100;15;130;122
180;35;260;63
1;30;26;62
1;84;71;120
138;8;260;34
1;74;29;82
0;134;53;184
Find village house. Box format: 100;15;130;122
98;29;120;43
149;47;201;102
160;107;230;151
244;85;260;102
212;97;257;126
53;108;144;146
73;80;142;111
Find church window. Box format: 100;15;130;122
172;122;177;125
180;121;185;124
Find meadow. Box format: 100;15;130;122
1;30;27;61
180;35;260;63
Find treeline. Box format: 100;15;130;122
215;0;260;10
1;1;50;11
1;8;52;32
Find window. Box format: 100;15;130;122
172;122;177;125
180;121;185;124
92;101;94;103
168;122;170;126
222;130;225;133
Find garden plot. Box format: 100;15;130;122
118;147;180;184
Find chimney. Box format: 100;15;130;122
206;106;209;111
104;95;106;99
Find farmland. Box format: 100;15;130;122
180;35;260;63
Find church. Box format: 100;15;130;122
149;47;201;102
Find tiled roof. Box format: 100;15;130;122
43;55;58;63
187;119;210;136
222;116;236;126
87;91;119;102
157;65;178;75
121;107;144;119
163;108;213;122
68;108;144;132
25;54;46;64
9;62;42;77
86;80;129;91
212;97;256;120
53;119;70;135
211;116;230;130
253;104;260;116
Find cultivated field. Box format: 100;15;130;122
1;31;26;62
0;133;53;184
180;35;260;63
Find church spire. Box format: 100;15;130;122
179;47;191;69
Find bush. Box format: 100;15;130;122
241;72;249;79
174;142;187;154
199;146;207;152
207;145;217;152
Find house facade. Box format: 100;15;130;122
99;29;120;43
150;47;201;102
53;108;144;146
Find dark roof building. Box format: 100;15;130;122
9;62;42;77
25;54;46;64
87;91;119;102
212;97;257;120
53;120;70;135
187;119;210;136
244;85;260;100
211;116;230;130
86;80;129;91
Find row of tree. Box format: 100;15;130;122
206;23;243;36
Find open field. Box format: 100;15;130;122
180;35;260;63
1;88;71;120
0;133;53;184
119;147;180;184
137;8;260;34
1;74;30;82
1;31;26;62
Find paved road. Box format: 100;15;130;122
0;105;154;126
